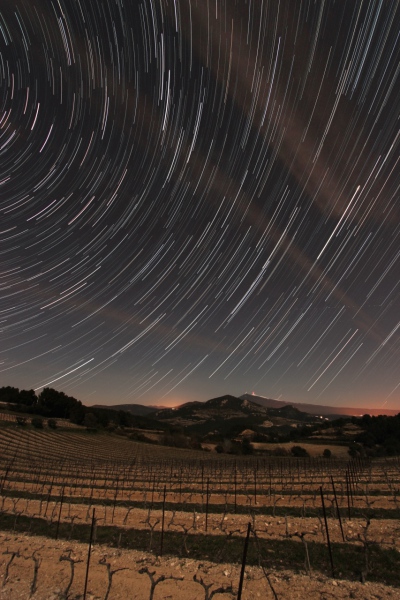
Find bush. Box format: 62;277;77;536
241;438;254;455
83;412;98;431
31;417;44;429
16;416;27;427
323;448;332;458
348;442;364;457
272;446;289;456
47;418;57;429
291;445;309;457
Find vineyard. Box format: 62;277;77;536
0;426;399;599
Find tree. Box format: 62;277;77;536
383;436;400;456
69;403;85;425
323;448;332;458
19;389;37;407
241;438;254;455
84;412;98;431
0;386;21;404
291;445;309;457
272;446;289;456
348;442;364;457
37;388;67;417
31;417;44;429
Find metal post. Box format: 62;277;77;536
83;508;95;600
237;523;251;600
160;485;166;556
320;487;335;577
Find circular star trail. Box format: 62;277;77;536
0;0;399;410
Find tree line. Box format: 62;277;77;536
1;386;399;456
290;413;400;457
0;386;153;431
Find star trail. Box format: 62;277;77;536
0;0;399;410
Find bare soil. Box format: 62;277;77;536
0;428;399;598
0;532;399;600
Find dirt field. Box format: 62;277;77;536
1;532;399;600
0;427;399;598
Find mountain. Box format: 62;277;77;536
240;394;399;417
91;403;165;416
151;394;318;437
153;395;268;421
266;403;318;422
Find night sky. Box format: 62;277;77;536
1;0;399;410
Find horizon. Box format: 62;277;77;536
86;390;398;417
1;1;399;414
2;383;398;416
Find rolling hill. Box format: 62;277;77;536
91;403;165;416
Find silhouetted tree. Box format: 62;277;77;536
84;412;98;431
291;445;309;457
241;438;254;455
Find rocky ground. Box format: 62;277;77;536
0;532;399;600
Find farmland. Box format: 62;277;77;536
0;425;400;598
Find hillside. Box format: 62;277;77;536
151;394;318;437
241;393;399;417
91;403;163;416
91;393;398;422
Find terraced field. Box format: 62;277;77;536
0;426;399;599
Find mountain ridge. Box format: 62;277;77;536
147;394;320;437
92;395;398;418
240;393;398;417
91;403;166;416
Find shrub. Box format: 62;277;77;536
83;412;98;431
291;445;309;457
47;418;57;429
16;416;27;427
323;448;332;458
272;446;289;456
348;442;364;457
241;438;254;455
31;417;44;429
